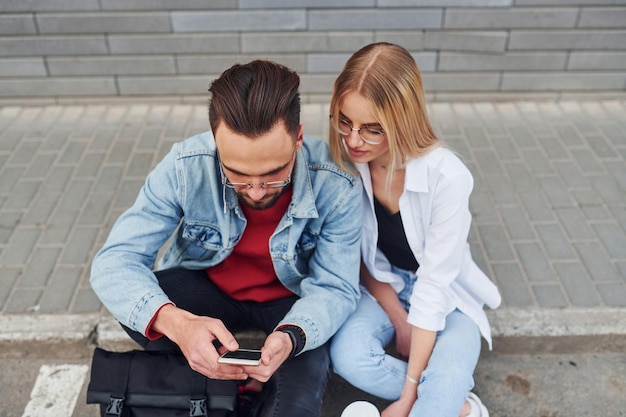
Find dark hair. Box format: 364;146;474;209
208;60;301;138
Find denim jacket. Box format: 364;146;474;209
90;131;362;353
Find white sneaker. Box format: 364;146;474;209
467;392;489;417
340;401;381;417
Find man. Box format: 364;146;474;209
90;60;362;416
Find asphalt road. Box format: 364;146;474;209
1;336;625;417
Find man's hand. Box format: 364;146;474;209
240;331;293;382
151;304;248;380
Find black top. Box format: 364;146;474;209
374;197;419;272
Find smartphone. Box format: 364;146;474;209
217;349;262;366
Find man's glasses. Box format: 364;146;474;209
330;115;385;145
220;152;295;191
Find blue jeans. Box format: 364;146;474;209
122;268;330;417
330;267;481;417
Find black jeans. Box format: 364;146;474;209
122;268;330;417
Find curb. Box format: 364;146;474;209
1;307;625;346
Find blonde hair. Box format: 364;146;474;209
329;42;438;183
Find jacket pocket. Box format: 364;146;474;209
180;221;224;258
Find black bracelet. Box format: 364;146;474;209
276;324;306;357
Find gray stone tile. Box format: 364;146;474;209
609;206;626;233
502;72;626;91
0;267;20;311
586;134;619;159
579;7;626;28
40;210;80;245
49;56;176;76
518;190;555;222
174;10;305;32
554;161;592;189
0;211;21;244
19;247;61;288
484;175;519;205
504;161;539;193
3;180;40;210
500;206;536;241
425;31;508;52
126;151;154;177
469;191;501;224
109;34;239;54
555;207;596;240
23;153;56;179
617;261;626;282
71;287;102;313
114;180;145;211
597;283;626;307
598;123;626;148
575;242;623;283
0;129;25;152
78;191;114;226
509;30;626;50
445;7;577;29
0;36;108;56
422;73;500;92
0;14;37;35
492;262;535;307
38;266;82;313
493;136;521;160
514;242;556;283
101;0;234;10
590;176;624;205
59;225;99;264
569;52;626;71
4;289;42;313
540;177;575;208
569;149;605;174
533;284;568;308
0;57;46;76
310;9;442;31
508;125;539;149
592;223;626;259
9;140;41;165
555;262;602;306
76;152;105;178
37;12;171;34
21;192;58;226
478;224;516;261
522;149;554;175
535;223;577;260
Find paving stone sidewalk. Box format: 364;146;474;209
0;100;624;333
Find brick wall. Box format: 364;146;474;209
0;0;625;103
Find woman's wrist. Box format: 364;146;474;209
405;374;419;385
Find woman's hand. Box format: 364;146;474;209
382;395;415;417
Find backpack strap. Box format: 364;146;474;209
188;370;208;417
105;350;133;416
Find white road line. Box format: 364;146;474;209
22;364;89;417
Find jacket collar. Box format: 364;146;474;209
356;155;430;195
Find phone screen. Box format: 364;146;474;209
218;349;262;365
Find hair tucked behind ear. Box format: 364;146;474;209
329;42;438;180
208;60;300;138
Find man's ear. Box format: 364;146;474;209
296;124;304;150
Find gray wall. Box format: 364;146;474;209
1;0;625;103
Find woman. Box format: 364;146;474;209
329;42;502;417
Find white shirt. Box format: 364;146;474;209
357;147;501;348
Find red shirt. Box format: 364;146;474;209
206;188;294;302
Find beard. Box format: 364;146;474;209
235;187;288;210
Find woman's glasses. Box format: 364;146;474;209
330;115;385;145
